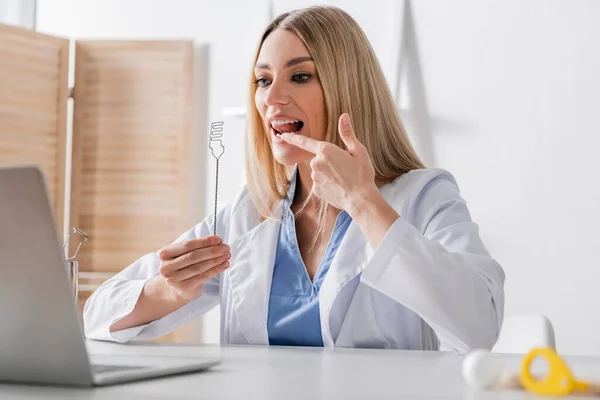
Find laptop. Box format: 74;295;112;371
0;165;220;386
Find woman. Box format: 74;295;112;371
83;6;505;354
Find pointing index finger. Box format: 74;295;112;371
280;132;322;154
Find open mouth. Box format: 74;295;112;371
271;119;304;136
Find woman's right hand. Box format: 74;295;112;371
157;235;231;301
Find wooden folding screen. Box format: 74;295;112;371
1;23;197;342
0;24;69;236
69;41;193;277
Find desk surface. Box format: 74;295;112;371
1;340;599;399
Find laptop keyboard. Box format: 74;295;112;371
91;364;149;375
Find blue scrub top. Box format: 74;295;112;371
267;171;352;347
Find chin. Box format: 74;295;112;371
271;147;311;166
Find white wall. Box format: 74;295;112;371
0;0;36;29
36;0;600;355
402;0;600;356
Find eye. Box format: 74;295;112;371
254;77;271;87
292;73;311;83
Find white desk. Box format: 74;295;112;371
1;340;599;399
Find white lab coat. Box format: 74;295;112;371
83;168;505;354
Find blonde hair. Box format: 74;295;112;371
245;6;424;243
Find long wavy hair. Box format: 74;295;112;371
245;6;424;244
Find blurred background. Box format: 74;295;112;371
1;0;599;355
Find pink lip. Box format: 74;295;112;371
267;114;304;136
271;127;285;144
270;125;305;145
267;114;303;127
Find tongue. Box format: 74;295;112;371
276;122;302;133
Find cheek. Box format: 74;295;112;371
255;91;266;115
319;105;327;134
310;91;327;140
254;92;269;131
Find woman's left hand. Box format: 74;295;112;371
279;113;378;215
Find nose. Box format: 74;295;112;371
263;78;289;107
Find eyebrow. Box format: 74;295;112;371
254;57;313;71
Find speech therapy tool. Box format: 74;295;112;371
463;347;600;397
209;121;225;236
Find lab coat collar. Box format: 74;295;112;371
227;166;399;346
319;179;398;347
226;167;296;345
227;206;282;345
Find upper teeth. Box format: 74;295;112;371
272;120;299;126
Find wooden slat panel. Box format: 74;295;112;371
0;24;69;237
71;40;193;273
